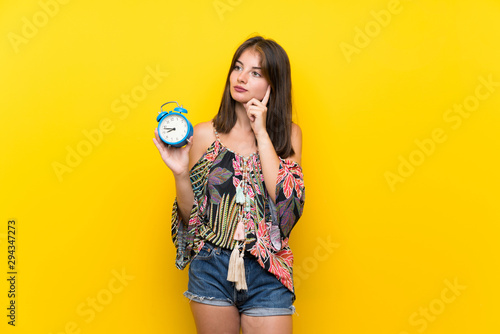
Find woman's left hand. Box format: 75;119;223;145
245;85;271;138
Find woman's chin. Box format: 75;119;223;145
230;93;251;104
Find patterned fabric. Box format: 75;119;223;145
171;136;305;292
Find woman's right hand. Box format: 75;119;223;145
153;128;193;177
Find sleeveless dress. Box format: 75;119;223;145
171;129;305;292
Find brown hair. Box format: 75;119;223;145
212;36;294;158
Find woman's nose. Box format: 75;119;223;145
237;71;248;83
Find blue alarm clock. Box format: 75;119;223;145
156;101;193;147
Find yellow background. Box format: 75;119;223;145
1;0;498;333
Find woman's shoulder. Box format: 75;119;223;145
291;122;302;139
194;120;213;131
287;123;302;164
193;121;217;147
189;121;217;170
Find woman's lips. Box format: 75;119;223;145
234;86;247;92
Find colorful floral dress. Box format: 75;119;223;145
171;132;305;292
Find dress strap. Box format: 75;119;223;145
212;122;221;143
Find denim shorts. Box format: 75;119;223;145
183;241;296;316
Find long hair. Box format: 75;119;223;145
212;36;294;158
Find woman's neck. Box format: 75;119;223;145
217;102;258;156
234;102;252;132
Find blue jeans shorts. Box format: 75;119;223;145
184;241;296;317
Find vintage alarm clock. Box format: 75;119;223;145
156;101;193;147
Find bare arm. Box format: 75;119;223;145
246;86;302;202
257;123;302;202
153;129;193;223
152;122;214;223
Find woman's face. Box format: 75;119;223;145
229;48;270;104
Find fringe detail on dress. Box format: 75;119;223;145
227;245;247;290
233;220;245;241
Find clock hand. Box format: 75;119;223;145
163;127;176;133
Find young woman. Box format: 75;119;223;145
153;35;305;334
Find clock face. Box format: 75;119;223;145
159;114;189;144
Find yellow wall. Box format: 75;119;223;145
1;0;498;333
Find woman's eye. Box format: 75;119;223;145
233;65;242;71
252;71;261;77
